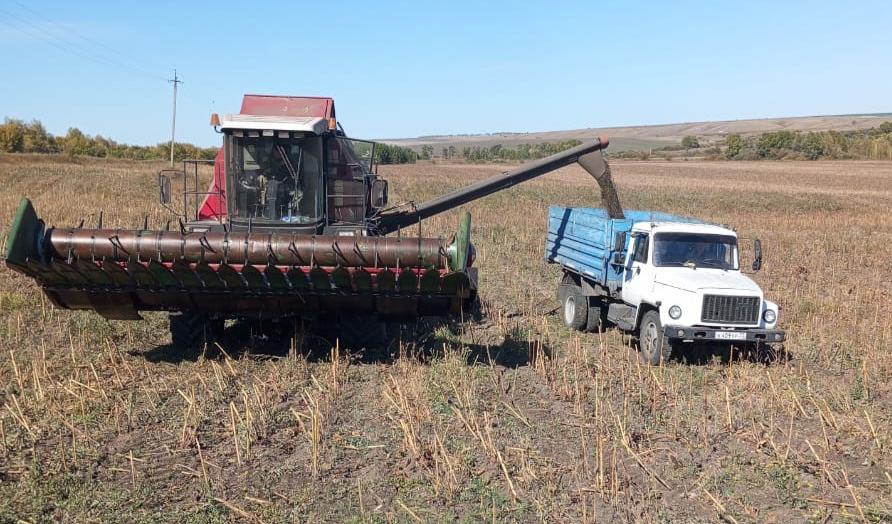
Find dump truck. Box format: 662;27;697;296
546;206;785;364
4;94;621;349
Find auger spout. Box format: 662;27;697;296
375;136;622;234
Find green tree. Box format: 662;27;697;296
795;132;825;160
62;128;91;156
22;120;55;153
757;131;795;158
725;134;743;158
681;135;700;149
0;118;26;152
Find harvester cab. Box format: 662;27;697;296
4;94;617;349
161;95;388;236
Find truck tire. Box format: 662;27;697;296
557;273;574;304
637;310;672;365
584;301;607;333
562;285;588;331
169;312;223;353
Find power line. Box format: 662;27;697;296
0;5;167;82
11;0;166;74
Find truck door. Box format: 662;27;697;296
621;232;654;308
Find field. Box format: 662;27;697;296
1;154;891;522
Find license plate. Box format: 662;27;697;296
715;331;747;341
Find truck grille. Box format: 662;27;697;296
701;295;760;324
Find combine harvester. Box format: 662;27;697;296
5;95;618;348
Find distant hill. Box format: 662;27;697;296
380;113;892;153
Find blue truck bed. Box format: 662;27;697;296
545;206;704;287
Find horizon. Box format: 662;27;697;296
4;111;892;149
1;1;890;147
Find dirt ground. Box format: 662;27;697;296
0;155;890;522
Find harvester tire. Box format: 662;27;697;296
562;285;588;331
169;312;222;353
637;310;672;365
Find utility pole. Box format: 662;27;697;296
168;70;183;167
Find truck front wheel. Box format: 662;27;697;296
638;310;672;365
562;285;588;331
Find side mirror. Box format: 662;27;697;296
752;239;762;272
612;252;625;265
371;179;388;208
158;174;171;205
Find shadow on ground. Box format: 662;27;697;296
134;316;547;369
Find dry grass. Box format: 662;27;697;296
0;153;890;522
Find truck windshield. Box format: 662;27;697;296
653;233;738;270
226;135;324;223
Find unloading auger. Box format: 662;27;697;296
4;95;618;347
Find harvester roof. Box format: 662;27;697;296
217;114;328;134
240;94;335;119
218;94;337;134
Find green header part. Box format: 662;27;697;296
5;198;41;269
449;211;472;272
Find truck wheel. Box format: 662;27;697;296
562;285;588;331
638;310;672;365
557;273;574;304
169;312;223;353
584;301;607;333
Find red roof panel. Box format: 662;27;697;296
239;95;335;119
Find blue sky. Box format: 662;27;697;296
1;0;889;147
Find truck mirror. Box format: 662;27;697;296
158;174;172;205
752;239;762;272
371;179;388;208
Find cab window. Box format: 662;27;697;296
631;234;649;263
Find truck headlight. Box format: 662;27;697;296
669;305;682;319
763;309;777;323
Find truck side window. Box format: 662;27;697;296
632;234;649;263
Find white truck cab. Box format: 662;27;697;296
619;221;783;363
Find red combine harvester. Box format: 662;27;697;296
5;95;617;348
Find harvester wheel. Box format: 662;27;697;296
562;285;588;331
169;312;223;353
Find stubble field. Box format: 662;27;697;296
0;154;890;522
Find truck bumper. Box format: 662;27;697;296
664;325;786;344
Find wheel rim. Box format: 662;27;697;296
564;295;576;325
644;321;659;355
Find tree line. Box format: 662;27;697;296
722;122;892;160
374;143;417;164
0;118;219;161
457;139;583;162
0;117;423;165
